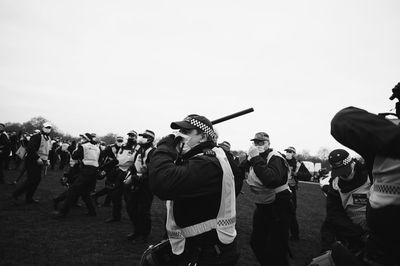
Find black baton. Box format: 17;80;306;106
211;108;254;125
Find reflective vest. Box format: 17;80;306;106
82;143;100;167
134;146;152;176
38;134;51;160
369;156;400;208
246;149;290;204
117;145;138;172
332;176;370;229
166;147;237;255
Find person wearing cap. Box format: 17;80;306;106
53;133;100;218
148;115;243;265
240;132;291;266
331;106;400;265
124;129;156;243
11;122;52;203
320;149;370;254
0;123;11;184
218;140;240;167
103;130;139;223
283;146;301;241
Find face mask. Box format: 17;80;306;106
43;128;51;134
127;138;136;146
137;136;148;145
177;133;202;155
256;146;265;153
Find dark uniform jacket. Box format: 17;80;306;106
240;149;289;189
331;106;400;264
149;135;244;247
323;161;368;249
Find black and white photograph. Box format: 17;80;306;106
1;1;399;265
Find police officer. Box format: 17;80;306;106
104;130;139;223
149;115;243;265
320;149;370;254
284;146;300;241
124;129;155;243
93;136;123;207
241;132;291;266
12;122;52;203
53;133;100;218
331;106;400;265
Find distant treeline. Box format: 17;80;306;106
4;116;331;168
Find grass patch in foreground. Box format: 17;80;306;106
0;167;325;266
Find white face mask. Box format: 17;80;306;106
137;136;148;145
257;146;265;153
176;131;202;155
43;128;51;134
116;141;123;147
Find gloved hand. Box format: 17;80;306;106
247;145;260;160
157;134;176;148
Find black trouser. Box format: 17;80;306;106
363;204;400;266
124;185;153;237
13;159;43;201
108;169;126;220
289;185;299;238
250;193;291;266
59;165;97;216
59;152;69;170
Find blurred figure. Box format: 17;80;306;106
104;130;139;223
124;130;155;243
12;122;52;203
0;123;11;184
53;133;100;218
93;136;123;207
49;141;59;170
284;146;300;241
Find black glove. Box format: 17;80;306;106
157;134;176;148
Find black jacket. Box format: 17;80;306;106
149;135;243;246
239;148;289;189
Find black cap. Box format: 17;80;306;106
139;129;155;139
80;133;94;142
170;115;216;139
328;149;353;178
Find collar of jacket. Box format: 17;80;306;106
181;141;215;160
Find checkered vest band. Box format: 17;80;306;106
166;147;237;255
370;156;400;208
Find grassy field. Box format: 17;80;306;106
0;165;326;266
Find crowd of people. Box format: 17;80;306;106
1;93;399;265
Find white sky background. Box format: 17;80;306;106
0;0;399;154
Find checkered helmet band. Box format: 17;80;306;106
186;118;216;139
342;155;352;165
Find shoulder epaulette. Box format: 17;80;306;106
203;149;216;157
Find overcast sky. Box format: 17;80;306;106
1;0;399;154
